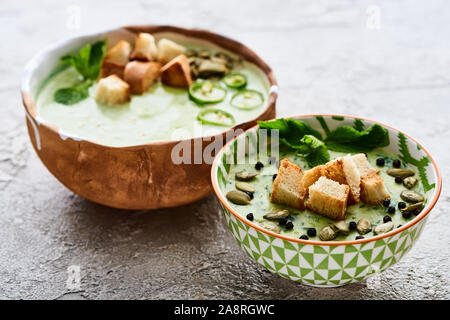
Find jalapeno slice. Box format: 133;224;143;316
197;108;235;126
230;89;264;110
188;80;227;105
223;72;247;89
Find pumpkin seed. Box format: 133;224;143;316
226;190;251;205
319;226;337;241
263;209;290;220
186;49;198;57
400;202;423;213
235;170;258;181
387;168;415;179
259;221;281;234
198;50;211;59
374;221;394;235
357;218;372;235
332;220;350;235
198;60;228;78
235;181;255;193
403;176;418;189
400;190;424;203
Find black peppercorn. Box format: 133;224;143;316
356;235;364;240
393;159;401;168
299;235;309;240
279;217;288;226
255;161;264;170
402;211;411;219
395;176;403;184
307;228;317;237
349;221;357;230
383;215;392;223
398;202;406;209
382;199;391;207
245;191;254;200
376;158;385;166
246;213;254;221
285;221;294;230
387;206;396;214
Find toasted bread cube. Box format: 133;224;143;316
130;33;158;61
305;177;349;220
95;75;130;105
157;38;186;64
270;159;305;210
105;40;131;65
360;173;390;205
160;55;193;88
322;157;361;204
124;61;161;94
352;153;379;178
300;165;324;196
100;60;125;79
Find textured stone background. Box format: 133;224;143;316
1;0;449;299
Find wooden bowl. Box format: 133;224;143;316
21;25;277;209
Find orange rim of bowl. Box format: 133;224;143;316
211;113;442;246
21;25;278;150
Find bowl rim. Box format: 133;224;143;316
20;25;278;150
211;113;442;246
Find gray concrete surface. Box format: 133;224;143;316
1;0;449;299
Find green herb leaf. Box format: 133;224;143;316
325;124;389;153
61;39;107;80
353;118;365;132
258;118;390;168
54;79;93;105
258;118;323;149
296;135;330;167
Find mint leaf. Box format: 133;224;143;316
353;118;365;132
87;40;107;79
61;40;106;80
54;79;93;105
325;124;389;152
296;135;330;167
258;118;322;147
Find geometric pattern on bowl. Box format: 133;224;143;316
222;202;426;287
212;115;441;287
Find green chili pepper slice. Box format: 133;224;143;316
223;72;247;89
188;80;227;105
197;108;235;126
230;89;264;110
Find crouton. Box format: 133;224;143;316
105;40;131;65
130;33;158;61
123;61;162;94
95;75;130;105
160;55;193;88
300;165;324;194
305;177;349;220
270;159;305;210
352;153;379;178
100;60;125;79
360;173;390;205
157;38;186;64
322;157;361;204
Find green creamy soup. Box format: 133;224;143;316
225;149;426;241
36;53;269;147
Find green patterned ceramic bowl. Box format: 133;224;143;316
211;114;441;287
